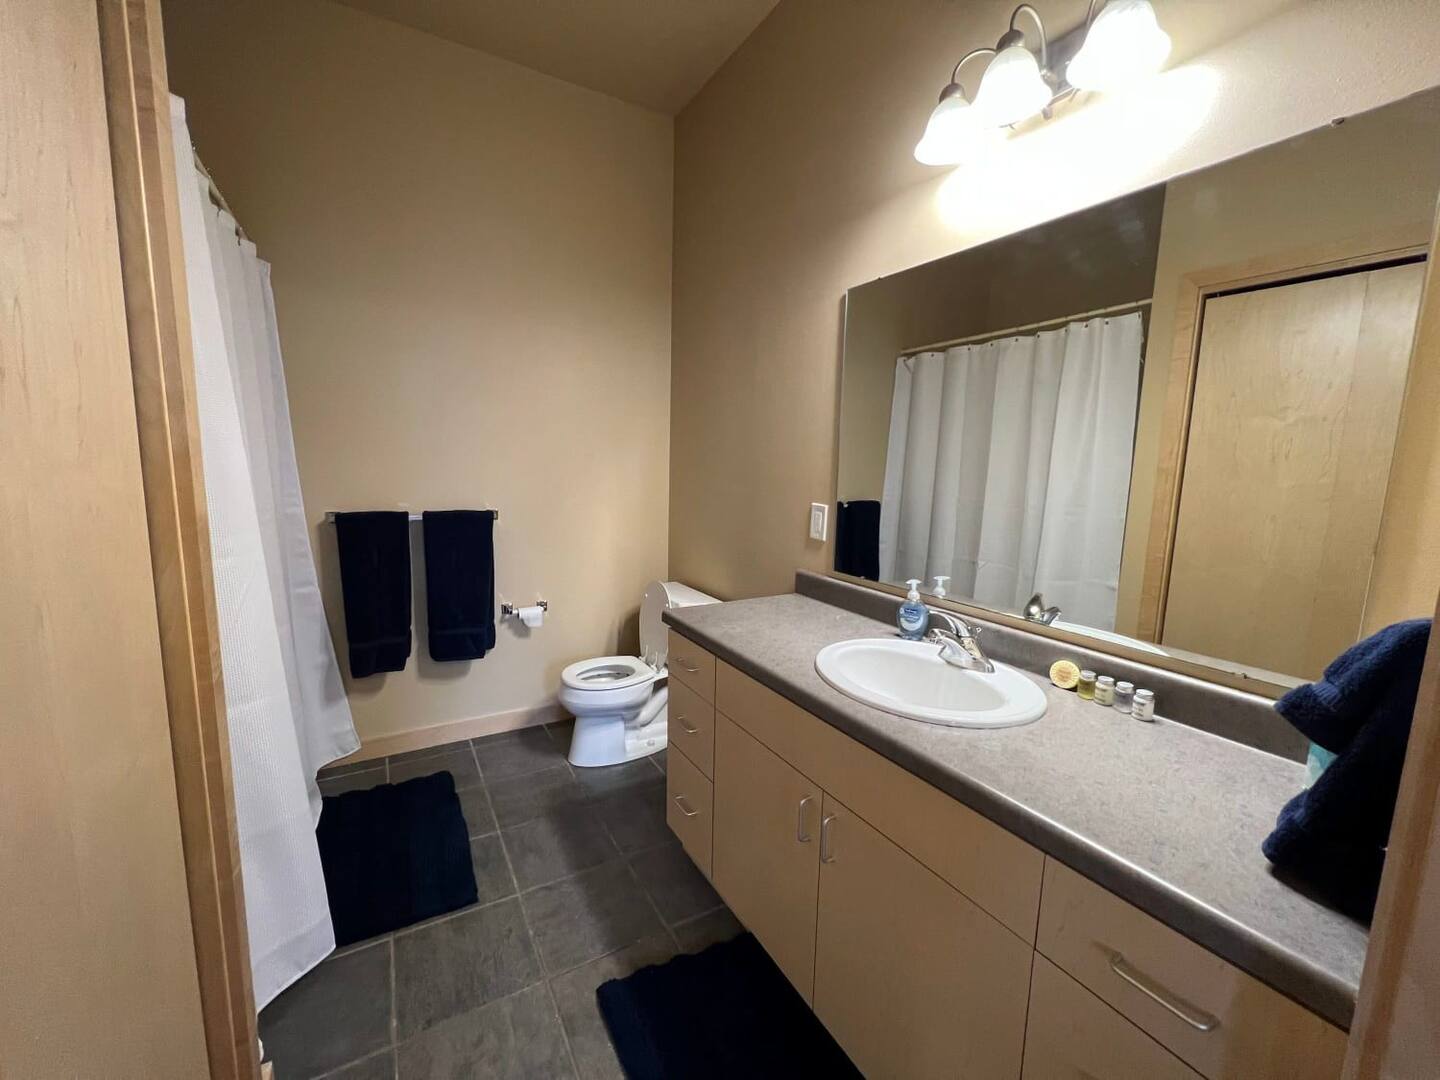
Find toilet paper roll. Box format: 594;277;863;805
517;604;545;629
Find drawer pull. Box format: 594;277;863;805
673;794;700;818
676;713;699;735
1107;951;1220;1033
797;795;813;842
672;655;700;674
820;814;837;863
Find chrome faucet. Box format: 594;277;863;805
925;609;996;674
1023;592;1061;626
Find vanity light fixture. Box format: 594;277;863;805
914;0;1171;166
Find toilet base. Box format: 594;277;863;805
568;702;667;768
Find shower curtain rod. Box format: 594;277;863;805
191;147;249;241
901;297;1152;357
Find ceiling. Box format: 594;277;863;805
331;0;780;114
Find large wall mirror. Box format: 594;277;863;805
835;87;1440;688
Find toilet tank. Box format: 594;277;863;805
639;581;720;670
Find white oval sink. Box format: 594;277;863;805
815;637;1047;729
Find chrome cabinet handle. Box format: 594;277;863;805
672;655;700;673
819;814;837;863
672;794;699;818
1107;951;1220;1033
676;714;699;735
796;795;813;842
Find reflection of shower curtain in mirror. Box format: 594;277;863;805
877;314;1143;630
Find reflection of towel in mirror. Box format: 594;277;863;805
835;500;881;581
1262;619;1431;921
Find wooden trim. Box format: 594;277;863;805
334;703;567;765
1135;230;1430;643
1344;207;1440;1079
96;2;260;1076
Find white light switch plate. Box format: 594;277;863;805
809;502;829;542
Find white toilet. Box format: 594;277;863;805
559;580;719;768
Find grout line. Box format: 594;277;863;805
388;935;397;1052
542;975;583;1079
390;888;519;940
598;813;681;953
668;901;728;933
310;1045;395;1080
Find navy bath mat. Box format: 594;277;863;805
316;771;477;946
596;933;861;1079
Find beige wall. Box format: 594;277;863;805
1;1;208;1074
671;0;1440;601
1115;90;1440;635
163;0;673;749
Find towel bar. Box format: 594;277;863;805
323;510;498;523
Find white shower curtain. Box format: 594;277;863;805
878;314;1143;630
170;95;359;1007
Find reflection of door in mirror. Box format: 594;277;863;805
1159;262;1425;680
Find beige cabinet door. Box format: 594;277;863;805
711;713;822;1001
812;794;1033;1080
1161;262;1424;678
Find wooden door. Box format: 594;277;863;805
811;794;1033;1079
712;714;821;1001
1161;262;1424;678
1;0;211;1074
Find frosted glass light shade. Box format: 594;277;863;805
913;89;999;166
1067;0;1172;91
973;44;1052;127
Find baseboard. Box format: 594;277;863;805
333;702;568;765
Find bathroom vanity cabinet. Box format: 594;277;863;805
664;629;1348;1080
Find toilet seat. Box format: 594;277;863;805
560;655;656;693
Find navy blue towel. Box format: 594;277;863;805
334;511;412;678
596;933;860;1080
421;510;496;662
1262;619;1431;921
835;500;881;581
317;772;477;946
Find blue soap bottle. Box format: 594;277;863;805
897;579;930;640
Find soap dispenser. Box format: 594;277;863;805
897;579;930;640
932;575;950;600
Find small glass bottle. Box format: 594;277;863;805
1094;675;1116;706
1132;688;1155;722
1076;669;1097;700
1114;680;1135;713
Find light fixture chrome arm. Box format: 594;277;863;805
1008;3;1049;71
948;46;997;93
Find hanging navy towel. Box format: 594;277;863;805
1262;619;1431;920
334;511;413;678
835;500;881;581
422;510;496;662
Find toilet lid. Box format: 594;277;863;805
639;580;721;669
560;655;656;692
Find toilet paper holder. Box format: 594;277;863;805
501;599;548;619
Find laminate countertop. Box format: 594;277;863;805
664;592;1369;1029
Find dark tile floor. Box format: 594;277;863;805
263;722;739;1080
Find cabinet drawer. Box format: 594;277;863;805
667;677;714;778
667;630;715;700
1023;956;1201;1080
717;661;1043;942
1036;860;1347;1079
666;745;713;878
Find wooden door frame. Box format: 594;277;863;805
1134;228;1430;643
96;1;259;1076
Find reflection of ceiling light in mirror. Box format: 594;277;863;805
1067;0;1172;92
973;43;1053;127
914;86;1003;166
934;64;1219;237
